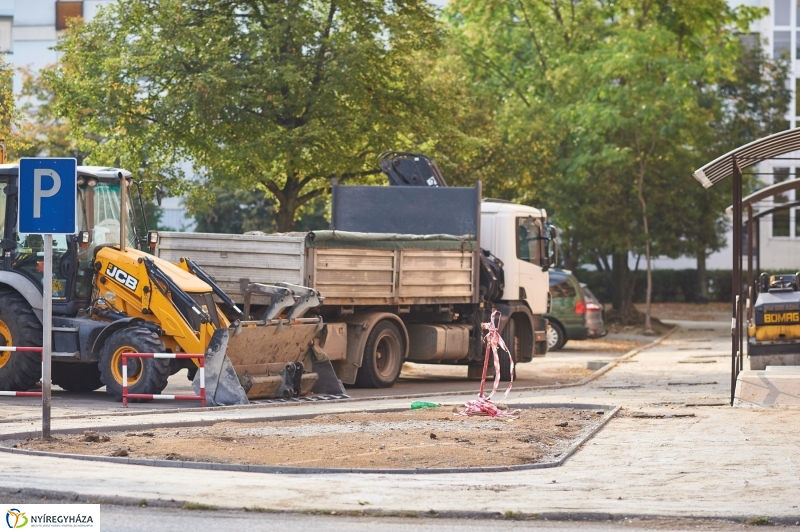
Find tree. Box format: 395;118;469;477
15;68;87;161
15;68;167;233
444;0;766;325
192;186;328;234
48;0;449;231
0;58;26;159
692;43;791;299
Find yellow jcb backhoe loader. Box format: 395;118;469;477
0;164;344;405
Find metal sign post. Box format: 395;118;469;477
18;158;77;440
42;234;51;436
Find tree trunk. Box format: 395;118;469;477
275;200;297;232
637;172;654;334
611;251;629;323
565;234;580;271
697;249;708;303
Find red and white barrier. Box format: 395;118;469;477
122;352;205;407
0;346;44;353
0;346;43;397
0;390;43;397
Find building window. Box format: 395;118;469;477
796;32;800;59
56;1;83;31
773;209;791;237
0;18;11;54
776;0;792;26
774;31;791;59
774;167;791;198
772;168;793;237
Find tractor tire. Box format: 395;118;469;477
0;289;42;391
354;320;404;388
499;318;517;382
52;362;103;392
547;321;567;351
99;327;170;401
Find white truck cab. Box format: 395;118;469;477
480;201;551;315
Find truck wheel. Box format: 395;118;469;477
52;362;103;392
547;322;566;351
355;320;404;388
99;327;170;401
0;289;42;391
499;319;517;381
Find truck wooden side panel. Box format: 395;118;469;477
308;248;474;305
157;232;475;306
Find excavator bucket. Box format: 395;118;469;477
196;323;345;406
193;284;346;406
195;328;249;406
192;283;345;406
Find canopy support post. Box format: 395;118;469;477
731;156;743;405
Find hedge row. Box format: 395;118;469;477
574;269;798;304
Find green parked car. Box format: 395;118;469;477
545;269;605;351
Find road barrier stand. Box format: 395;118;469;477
122;352;205;407
0;346;43;397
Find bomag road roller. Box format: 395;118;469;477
0;164;343;405
748;272;800;370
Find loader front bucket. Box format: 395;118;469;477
193;321;345;405
193;328;250;406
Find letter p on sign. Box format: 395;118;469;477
33;169;61;218
18;158;77;235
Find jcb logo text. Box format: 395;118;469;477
105;264;139;291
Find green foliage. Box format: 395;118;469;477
48;0;457;230
15;68;87;161
444;0;789;314
18;69;166;230
192;186;328;234
446;0;765;258
193;188;278;235
0;57;25;159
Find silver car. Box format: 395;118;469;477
580;283;607;338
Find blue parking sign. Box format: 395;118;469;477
18;158;77;235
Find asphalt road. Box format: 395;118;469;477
0;338;636;420
0;484;765;532
97;506;753;532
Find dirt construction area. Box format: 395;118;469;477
6;406;609;470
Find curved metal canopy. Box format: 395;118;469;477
724;179;800;214
750;200;800;220
693;128;800;188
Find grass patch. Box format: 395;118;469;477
136;499;147;507
181;502;219;511
746;517;771;526
243;506;277;513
